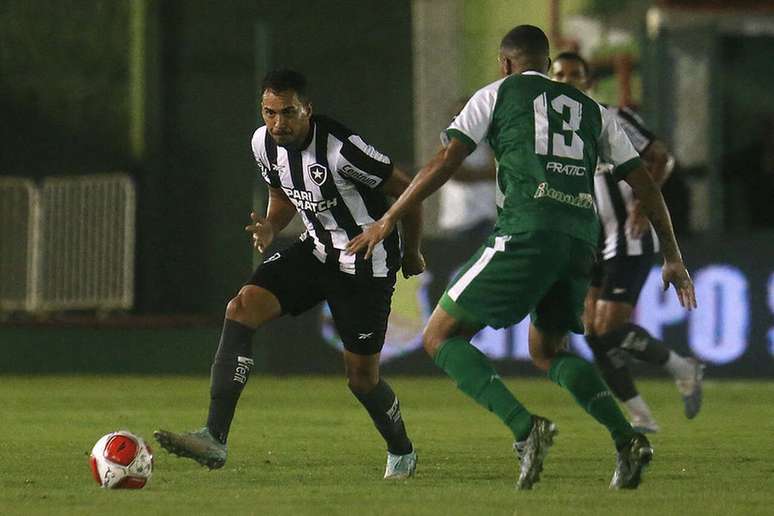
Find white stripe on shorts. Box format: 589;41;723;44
493;235;508;252
448;247;497;302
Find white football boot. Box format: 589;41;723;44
384;448;417;480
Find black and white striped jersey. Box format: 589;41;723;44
251;115;401;278
595;106;660;259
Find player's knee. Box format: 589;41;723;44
226;288;254;320
225;296;242;320
421;328;445;358
594;302;633;335
530;355;552;372
593;318;614;336
346;367;378;394
529;330;566;371
225;285;275;326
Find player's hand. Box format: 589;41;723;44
345;216;396;259
662;261;697;310
245;211;274;253
626;202;649;239
401;250;425;278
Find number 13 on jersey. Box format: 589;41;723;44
533;93;584;160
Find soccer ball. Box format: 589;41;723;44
89;430;153;489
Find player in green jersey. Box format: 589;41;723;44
347;25;696;490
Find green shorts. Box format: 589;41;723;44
439;231;595;333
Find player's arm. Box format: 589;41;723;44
641;139;672;187
347;84;493;257
601;106;695;309
346;138;470;259
245;186;296;253
628;139;672;238
380;166;425;278
452;147;496;183
623;166;695;309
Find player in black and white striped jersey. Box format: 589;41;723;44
252;114;402;277
155;69;423;479
595;105;663;261
551;53;704;433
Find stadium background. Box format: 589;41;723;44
2;0;773;378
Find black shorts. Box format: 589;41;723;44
248;239;395;355
589;254;655;305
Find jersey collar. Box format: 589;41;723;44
521;70;550;79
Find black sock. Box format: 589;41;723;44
587;334;638;402
597;323;670;366
206;319;255;444
350;379;413;455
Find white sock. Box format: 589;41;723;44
664;351;692;379
624;395;654;421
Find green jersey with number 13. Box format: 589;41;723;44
443;71;643;246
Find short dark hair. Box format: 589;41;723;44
554;51;590;77
261;69;309;101
500;25;549;58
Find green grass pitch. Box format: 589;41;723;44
2;375;772;515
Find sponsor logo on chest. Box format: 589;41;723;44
281;187;338;213
546;161;586;176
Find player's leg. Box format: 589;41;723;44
327;273;414;479
591;298;659;431
205;244;327;447
343;350;415;479
424;304;555;490
584;265;648;428
530;239;652;489
586;282;640;407
424;304;535;443
530;319;653;489
529;322;635;448
582;285;600;336
155;242;323;468
428;235;559;489
153;285;281;469
594;255;704;419
204;284;281;445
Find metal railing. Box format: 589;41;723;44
0;173;135;313
0;178;40;311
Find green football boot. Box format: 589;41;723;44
516;416;558;490
154;427;227;470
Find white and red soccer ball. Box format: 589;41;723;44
89;431;153;489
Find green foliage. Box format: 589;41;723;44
2;376;772;514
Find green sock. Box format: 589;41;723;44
548;352;634;449
434;337;533;441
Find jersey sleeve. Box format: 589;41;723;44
598;105;644;181
441;81;500;152
251;127;280;188
614;106;655;154
335;134;393;189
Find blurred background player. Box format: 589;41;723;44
155;69;424;479
551;52;704;433
349;25;697;490
429;97;497;307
